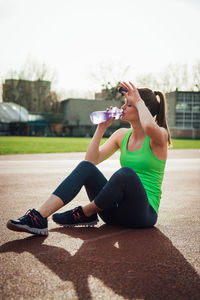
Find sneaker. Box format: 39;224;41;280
7;209;48;235
52;206;98;227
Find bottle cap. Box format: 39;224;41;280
118;86;128;95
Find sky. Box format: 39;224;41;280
0;0;199;99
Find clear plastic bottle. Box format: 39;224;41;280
90;107;123;124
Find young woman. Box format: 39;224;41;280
7;82;171;235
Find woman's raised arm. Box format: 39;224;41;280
121;82;168;146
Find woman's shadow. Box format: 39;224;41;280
1;225;200;300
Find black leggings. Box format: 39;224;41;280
53;160;157;228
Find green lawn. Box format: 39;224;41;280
0;137;106;154
0;136;199;155
170;139;200;149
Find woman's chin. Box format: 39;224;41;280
121;115;128;121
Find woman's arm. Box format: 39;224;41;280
121;82;168;146
135;99;168;145
85;120;125;165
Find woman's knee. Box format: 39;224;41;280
110;167;136;184
119;167;136;177
77;160;96;170
75;160;99;178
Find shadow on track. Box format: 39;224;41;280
1;225;200;300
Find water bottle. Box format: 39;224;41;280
90;107;123;124
118;86;128;95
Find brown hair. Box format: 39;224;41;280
138;88;171;145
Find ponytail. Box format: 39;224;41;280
154;91;172;146
138;87;172;146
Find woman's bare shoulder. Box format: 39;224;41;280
117;127;130;135
113;128;130;147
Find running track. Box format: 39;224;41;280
0;150;200;300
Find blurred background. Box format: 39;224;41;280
0;0;199;137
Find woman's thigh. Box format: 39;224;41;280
98;167;157;228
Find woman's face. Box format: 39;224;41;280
120;100;139;122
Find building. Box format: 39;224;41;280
60;98;128;137
95;88;200;139
166;91;200;138
26;90;199;139
1;88;199;138
3;79;51;113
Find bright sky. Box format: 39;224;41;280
0;0;199;99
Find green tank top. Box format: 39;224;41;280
120;129;166;213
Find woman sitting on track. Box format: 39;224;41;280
7;82;171;235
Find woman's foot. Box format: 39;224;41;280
7;209;48;235
52;206;99;227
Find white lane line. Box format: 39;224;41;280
0;159;200;174
84;229;131;243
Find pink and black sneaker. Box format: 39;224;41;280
7;209;48;235
52;206;98;227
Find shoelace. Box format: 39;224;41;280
29;212;41;226
72;209;83;222
19;209;42;227
19;209;32;221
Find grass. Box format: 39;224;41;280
0;136;199;155
170;139;200;149
0;136;106;155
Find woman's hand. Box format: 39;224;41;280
120;81;142;106
85;107;116;164
97;107;114;132
97;117;114;131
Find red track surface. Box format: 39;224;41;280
0;150;200;300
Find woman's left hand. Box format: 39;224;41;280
120;82;142;106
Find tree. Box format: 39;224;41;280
136;61;200;92
193;60;200;91
100;81;123;100
135;73;159;91
90;60;132;89
7;57;57;87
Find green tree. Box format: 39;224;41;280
101;81;123;100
